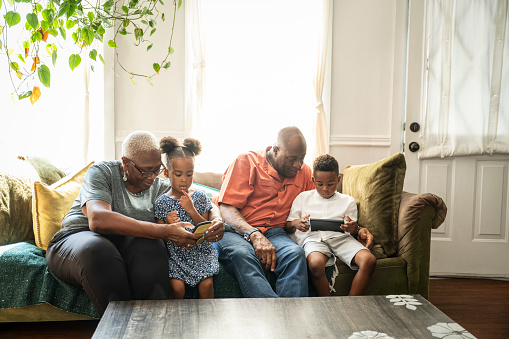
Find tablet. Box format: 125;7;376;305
309;218;345;232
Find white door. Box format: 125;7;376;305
404;0;509;278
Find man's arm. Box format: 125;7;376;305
220;203;277;272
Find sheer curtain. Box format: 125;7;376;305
421;0;509;159
185;0;332;173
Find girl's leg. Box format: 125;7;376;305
307;252;331;297
198;277;214;299
169;279;186;299
349;250;376;296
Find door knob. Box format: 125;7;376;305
410;122;420;132
409;142;420;152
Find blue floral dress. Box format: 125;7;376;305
154;190;219;287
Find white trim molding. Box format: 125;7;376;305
115;130;186;143
330;135;392;147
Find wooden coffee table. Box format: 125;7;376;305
92;295;475;338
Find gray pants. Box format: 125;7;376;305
46;230;170;315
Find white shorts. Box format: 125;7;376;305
303;234;368;270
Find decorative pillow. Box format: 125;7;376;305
32;162;94;250
342;153;406;258
0;160;41;246
18;155;66;185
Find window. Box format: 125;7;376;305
421;0;509;158
0;5;105;172
185;0;331;172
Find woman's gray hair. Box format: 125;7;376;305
122;131;160;159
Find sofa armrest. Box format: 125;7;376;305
396;191;447;298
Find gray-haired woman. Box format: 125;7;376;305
46;131;224;315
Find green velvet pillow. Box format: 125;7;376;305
20;156;66;185
0;161;40;246
342;153;406;258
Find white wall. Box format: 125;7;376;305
114;1;409;172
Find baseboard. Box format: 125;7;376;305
430;273;509;281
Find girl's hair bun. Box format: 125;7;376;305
160;136;180;155
183;138;202;156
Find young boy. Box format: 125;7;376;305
285;154;376;296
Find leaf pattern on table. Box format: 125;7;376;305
386;294;423;310
349;330;394;339
427;322;476;338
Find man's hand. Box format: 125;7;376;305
357;227;374;249
250;232;277;272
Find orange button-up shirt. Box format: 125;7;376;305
218;147;315;233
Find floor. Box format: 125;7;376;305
1;278;508;338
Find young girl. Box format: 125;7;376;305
154;136;219;299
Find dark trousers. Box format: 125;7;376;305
46;230;170;315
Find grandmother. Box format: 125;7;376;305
46;131;224;314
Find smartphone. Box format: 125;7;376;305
193;221;212;234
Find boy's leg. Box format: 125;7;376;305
198;277;214;299
307;251;331;296
169;279;186;299
349;249;376;296
213;225;278;298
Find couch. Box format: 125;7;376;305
0;153;446;322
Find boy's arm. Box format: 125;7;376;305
285;215;310;233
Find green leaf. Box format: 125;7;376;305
149;19;156;28
17;54;25;63
66;19;75;29
152;63;160;73
168;46;174;54
178;0;182;10
146;76;153;86
69;54;81;71
103;0;114;11
23;41;29;48
163;61;170;69
33;32;42;42
133;9;141;14
10;62;19;71
161;13;165;22
91;65;94;72
146;44;153;51
82;27;94;46
122;19;130;28
19;91;33;100
52;50;57;66
35;4;42;12
41;20;49;32
130;77;136;85
134;27;143;41
49;28;58;37
150;28;156;36
89;48;97;61
122;5;128;14
96;25;105;35
38;64;51;87
58;26;66;40
5;11;21;27
107;40;116;47
72;31;78;43
88;11;94;23
98;54;105;65
118;28;127;35
7;0;13;6
159;0;164;5
141;20;148;25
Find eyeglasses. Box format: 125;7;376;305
128;159;164;178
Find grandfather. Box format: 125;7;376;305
215;126;374;297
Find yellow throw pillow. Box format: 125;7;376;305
32;162;94;250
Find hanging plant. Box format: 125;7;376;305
0;0;181;104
